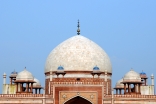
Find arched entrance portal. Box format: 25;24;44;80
64;96;92;104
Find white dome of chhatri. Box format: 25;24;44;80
16;68;34;81
115;79;124;88
45;35;112;73
123;69;141;82
33;78;41;87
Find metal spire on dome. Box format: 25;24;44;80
77;20;80;35
24;67;26;70
130;68;133;71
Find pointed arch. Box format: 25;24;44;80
64;96;92;104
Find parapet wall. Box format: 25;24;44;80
0;94;53;104
104;95;156;104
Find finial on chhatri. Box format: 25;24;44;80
77;20;80;35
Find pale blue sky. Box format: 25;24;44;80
0;1;156;93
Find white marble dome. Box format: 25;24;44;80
16;68;34;80
123;69;141;82
115;79;124;88
45;35;112;73
33;78;41;87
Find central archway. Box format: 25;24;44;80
64;96;92;104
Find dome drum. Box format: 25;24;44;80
47;71;112;79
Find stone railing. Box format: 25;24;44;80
0;94;52;98
52;81;105;85
105;94;156;98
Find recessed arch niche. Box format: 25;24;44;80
64;96;92;104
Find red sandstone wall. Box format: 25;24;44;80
45;79;50;94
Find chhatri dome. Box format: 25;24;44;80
115;79;124;88
123;69;141;82
32;78;41;87
16;68;34;81
45;22;112;73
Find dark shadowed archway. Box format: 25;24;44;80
64;96;92;104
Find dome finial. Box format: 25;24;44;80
130;68;133;71
77;20;80;35
24;67;26;70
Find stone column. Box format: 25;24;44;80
16;83;18;93
116;89;118;94
10;78;12;85
128;83;130;93
35;88;37;94
39;88;41;94
30;83;33;93
22;83;23;91
124;83;126;94
119;89;121;94
129;84;131;93
138;84;141;94
26;83;29;92
134;83;136;93
20;83;22;92
145;79;147;85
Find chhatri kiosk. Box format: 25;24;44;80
1;21;156;104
